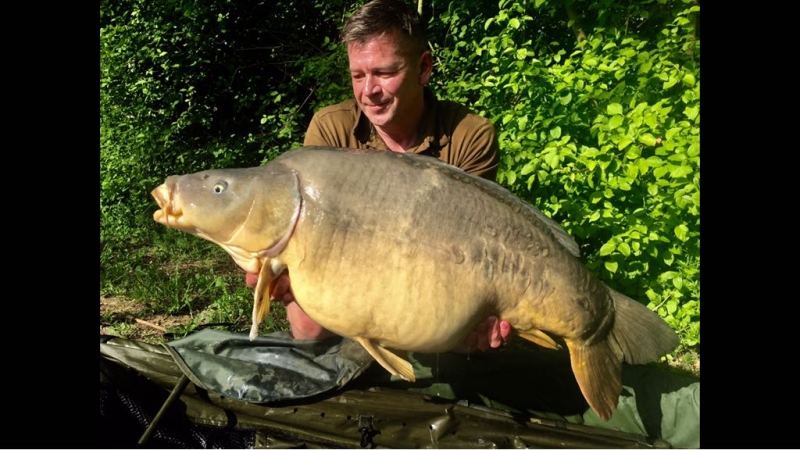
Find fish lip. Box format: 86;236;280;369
151;182;185;226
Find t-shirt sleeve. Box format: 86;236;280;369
303;113;335;147
450;116;500;182
303;102;358;148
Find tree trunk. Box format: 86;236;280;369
565;1;587;44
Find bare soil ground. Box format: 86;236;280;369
100;295;194;343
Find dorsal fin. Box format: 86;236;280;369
401;151;582;258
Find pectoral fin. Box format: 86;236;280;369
355;337;416;382
517;328;562;350
249;259;283;340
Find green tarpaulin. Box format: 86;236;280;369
100;329;699;448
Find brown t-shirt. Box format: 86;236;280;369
303;88;500;181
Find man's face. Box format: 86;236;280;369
347;32;431;131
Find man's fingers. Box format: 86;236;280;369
245;272;258;288
486;317;512;349
499;320;511;340
488;318;503;348
270;273;291;300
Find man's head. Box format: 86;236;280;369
341;0;433;138
341;0;428;60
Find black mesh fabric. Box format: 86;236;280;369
100;364;256;448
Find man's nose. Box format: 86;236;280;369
363;75;381;96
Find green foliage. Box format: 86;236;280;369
101;0;699;351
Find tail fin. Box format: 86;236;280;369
566;339;622;421
567;289;680;420
609;288;680;364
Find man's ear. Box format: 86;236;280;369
419;50;433;85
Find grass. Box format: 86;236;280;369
100;230;290;340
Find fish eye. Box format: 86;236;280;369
212;181;228;194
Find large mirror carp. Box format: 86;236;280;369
152;146;679;420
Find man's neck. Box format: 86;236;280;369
374;127;416;153
373;96;426;153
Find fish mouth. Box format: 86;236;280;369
151;181;187;229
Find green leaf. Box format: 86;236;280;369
638;158;650;175
665;127;681;140
505;170;517;185
550;127;562;139
670;165;692;178
618;242;631;256
653;166;670;179
608;115;624;130
624;144;640;158
599;241;616;256
607;103;623;115
666;299;678;314
604;261;618;273
618;137;634;151
674;223;689;241
520;161;536;175
682;73;696;87
648;184;659;196
664;251;675;265
639;133;658;147
626;163;639;179
509;18;521;29
684;105;699;121
544;152;559;168
560;92;572;105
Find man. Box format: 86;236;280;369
246;0;511;351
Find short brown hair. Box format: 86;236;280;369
340;0;429;59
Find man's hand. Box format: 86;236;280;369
244;272;512;348
450;315;512;354
245;271;334;340
245;271;259;289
